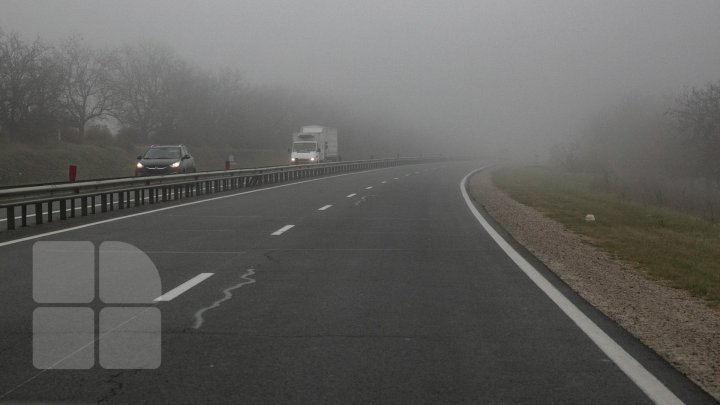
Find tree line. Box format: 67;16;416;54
0;29;424;158
551;81;720;219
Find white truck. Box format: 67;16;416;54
289;125;339;164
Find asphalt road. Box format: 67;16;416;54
0;161;715;404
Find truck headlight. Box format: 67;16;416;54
170;161;181;168
136;162;144;168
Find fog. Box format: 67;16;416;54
2;0;720;157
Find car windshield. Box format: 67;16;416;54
293;142;317;153
143;147;181;159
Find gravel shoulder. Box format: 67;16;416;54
469;168;720;401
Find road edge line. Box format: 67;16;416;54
460;167;683;405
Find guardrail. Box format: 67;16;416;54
0;157;434;231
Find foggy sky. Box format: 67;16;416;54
2;0;720;155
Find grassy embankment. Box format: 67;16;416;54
492;166;720;306
0;143;288;187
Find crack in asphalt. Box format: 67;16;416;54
192;268;257;329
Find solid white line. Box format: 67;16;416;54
318;205;332;211
365;186;373;190
154;273;214;302
271;224;294;235
459;169;683;405
346;193;357;198
0;168;391;248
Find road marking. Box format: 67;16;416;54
381;181;387;184
271;225;294;235
405;174;411;177
193;268;256;329
154;273;214;302
318;205;332;211
394;177;399;180
365;186;373;190
460;169;683;405
0;168;392;248
346;193;357;198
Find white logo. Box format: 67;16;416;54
33;241;161;369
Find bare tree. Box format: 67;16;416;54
670;81;720;182
57;36;112;139
0;31;63;141
105;42;182;142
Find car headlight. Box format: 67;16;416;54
291;158;296;162
136;162;143;169
170;161;181;168
310;157;315;161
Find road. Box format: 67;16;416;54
0;160;714;403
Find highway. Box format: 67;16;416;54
0;160;714;403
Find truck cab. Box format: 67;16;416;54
290;138;322;164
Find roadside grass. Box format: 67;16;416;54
0;142;288;187
492;166;720;306
0;143;142;186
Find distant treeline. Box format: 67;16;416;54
551;81;720;220
0;29;423;159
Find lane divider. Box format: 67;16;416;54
346;193;357;198
154;273;214;302
365;186;373;190
271;225;294;236
460;169;683;405
318;205;332;211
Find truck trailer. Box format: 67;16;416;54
290;125;339;164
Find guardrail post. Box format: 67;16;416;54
46;202;53;223
91;196;96;214
6;206;15;230
101;194;107;212
109;193;114;211
35;203;43;225
70;198;76;218
21;205;27;226
60;200;67;220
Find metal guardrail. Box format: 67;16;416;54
0;158;433;231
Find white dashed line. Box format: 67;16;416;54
154;273;214;302
318;205;332;211
0;168;389;249
381;181;387;184
394;177;399;180
365;186;373;190
346;193;357;198
271;225;295;235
